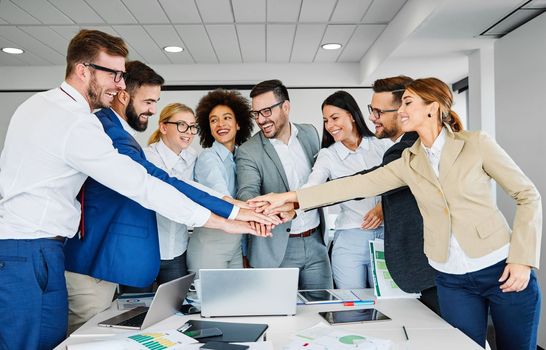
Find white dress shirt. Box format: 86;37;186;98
0;82;212;239
270;124;320;233
423;127;509;274
305;137;390;230
144;139;197;260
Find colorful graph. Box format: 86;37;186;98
128;332;177;350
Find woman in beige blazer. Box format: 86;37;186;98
251;78;541;350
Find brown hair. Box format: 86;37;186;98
195;89;254;148
148;103;195;145
372;75;414;105
65;29;128;78
124;60;164;96
405;77;464;132
250;79;290;101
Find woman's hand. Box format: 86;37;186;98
499;263;531;292
361;203;383;230
247;191;298;213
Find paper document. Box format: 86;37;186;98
66;329;197;350
369;239;420;299
285;323;392;350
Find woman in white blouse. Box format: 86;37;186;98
308;91;390;289
144;103;200;284
187;89;255;274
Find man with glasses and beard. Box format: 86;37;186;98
0;30;274;350
64;60;280;333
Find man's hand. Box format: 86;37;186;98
248;221;273;237
266;203;296;223
236;208;281;226
361;203;383;229
499;263;531;292
247;191;298;213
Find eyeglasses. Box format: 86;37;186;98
83;63;128;83
249;100;285;120
367;104;398;119
164;121;200;135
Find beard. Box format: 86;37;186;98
87;73;107;110
375;124;398;139
126;99;151;132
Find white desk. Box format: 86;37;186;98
56;290;481;349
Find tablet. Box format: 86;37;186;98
319;308;391;325
298;290;340;304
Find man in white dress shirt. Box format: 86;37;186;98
0;30;266;350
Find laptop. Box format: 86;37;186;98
199;268;299;317
98;272;195;330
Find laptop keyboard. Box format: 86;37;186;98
117;311;147;327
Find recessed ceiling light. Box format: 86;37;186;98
163;46;184;53
321;43;342;50
2;47;24;55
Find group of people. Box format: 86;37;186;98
0;28;541;350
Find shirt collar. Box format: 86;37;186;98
60;81;91;112
156;138;186;171
394;134;404;143
422;127;446;158
212;141;234;162
332;137;369;160
111;108;136;136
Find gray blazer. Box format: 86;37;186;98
236;123;326;268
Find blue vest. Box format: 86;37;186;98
64;108;233;287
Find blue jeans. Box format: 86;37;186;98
0;239;68;350
331;227;383;289
436;260;541;350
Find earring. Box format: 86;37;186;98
427;113;432;118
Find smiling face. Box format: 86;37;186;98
85;51;126;109
160;111;196;155
125;84;161;132
369;92;401;140
251;91;290;140
398;89;436;133
322;104;359;144
209;105;239;151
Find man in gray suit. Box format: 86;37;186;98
236;79;333;290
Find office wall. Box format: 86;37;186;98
495;12;546;347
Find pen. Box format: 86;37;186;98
402;325;409;341
343;300;375;306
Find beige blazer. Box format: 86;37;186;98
298;127;542;268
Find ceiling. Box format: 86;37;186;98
0;0;406;66
0;0;536;86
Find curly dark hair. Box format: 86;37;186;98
195;89;254;148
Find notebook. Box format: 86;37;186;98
98;273;195;329
199;268;299;317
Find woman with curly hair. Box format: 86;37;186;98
187;89;254;274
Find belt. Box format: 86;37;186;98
46;236;65;242
289;227;317;238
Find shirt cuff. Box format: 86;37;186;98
190;207;212;227
228;206;240;220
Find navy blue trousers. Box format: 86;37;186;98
0;239;68;350
436;260;541;350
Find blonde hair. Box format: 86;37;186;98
148;103;195;145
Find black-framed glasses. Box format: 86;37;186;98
367;104;398;119
83;63;128;83
249;100;285;120
164;121;200;135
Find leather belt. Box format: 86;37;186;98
289;227;317;238
46;236;65;242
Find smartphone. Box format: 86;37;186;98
201;341;249;350
184;327;223;339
